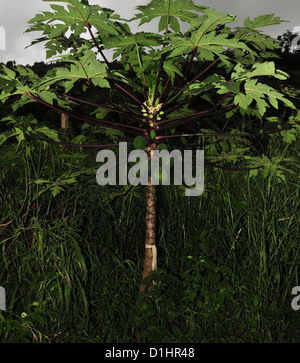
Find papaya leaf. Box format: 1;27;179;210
165;9;251;62
103;32;161;61
190;8;237;46
131;0;207;32
163;60;183;81
243;79;295;114
1;65;16;80
27;0;120;38
35;48;109;92
243;14;285;30
232;62;289;81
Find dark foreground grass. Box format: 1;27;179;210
0;138;299;343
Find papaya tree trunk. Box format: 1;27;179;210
133;181;157;342
139;180;157;293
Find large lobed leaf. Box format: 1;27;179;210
0;47;110;111
103;32;162;60
131;0;207;32
27;0;121;37
230;62;295;116
163;8;250;65
25;0;127;59
36;47;110;92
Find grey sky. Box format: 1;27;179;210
0;0;300;65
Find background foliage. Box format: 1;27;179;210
0;127;299;342
0;0;299;343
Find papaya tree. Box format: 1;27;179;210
0;0;297;295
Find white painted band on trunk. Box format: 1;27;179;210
145;244;157;271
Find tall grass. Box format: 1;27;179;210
0;135;299;342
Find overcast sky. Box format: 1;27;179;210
0;0;300;65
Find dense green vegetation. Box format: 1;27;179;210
0;0;299;343
0;127;299;342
